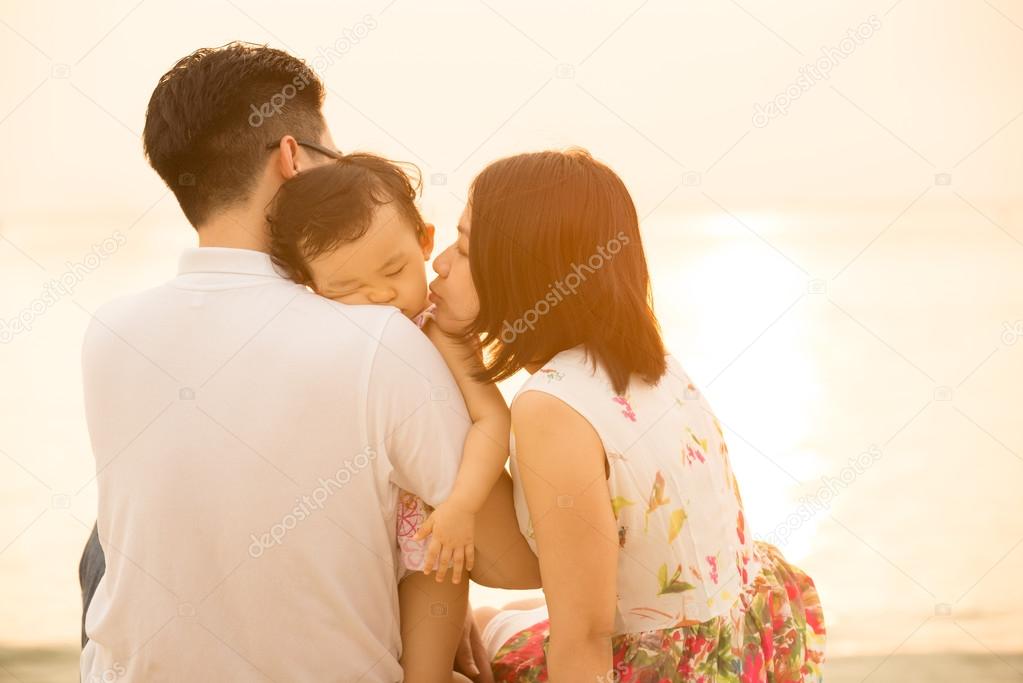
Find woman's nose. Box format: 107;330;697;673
433;247;450;277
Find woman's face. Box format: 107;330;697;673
428;204;480;333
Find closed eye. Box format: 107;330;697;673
386;264;407;277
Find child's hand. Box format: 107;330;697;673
413;501;475;584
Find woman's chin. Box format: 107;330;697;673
431;310;470;336
431;314;456;334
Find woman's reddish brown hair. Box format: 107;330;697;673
467;148;666;395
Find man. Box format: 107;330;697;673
79;42;488;681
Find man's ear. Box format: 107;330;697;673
419;223;436;259
273;136;302;180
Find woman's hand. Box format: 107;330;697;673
453;604;495;683
413;500;476;583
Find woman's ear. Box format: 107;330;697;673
419;223;436;259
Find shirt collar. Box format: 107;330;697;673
177;247;287;279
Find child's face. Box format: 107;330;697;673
306;202;435;319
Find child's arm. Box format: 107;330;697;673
425;320;509;511
414;320;510;583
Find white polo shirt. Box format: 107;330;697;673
80;247;468;682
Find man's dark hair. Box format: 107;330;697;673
143;42;326;228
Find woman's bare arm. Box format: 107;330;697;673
469;470;541;589
512;390;618;681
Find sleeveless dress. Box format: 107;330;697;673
490;346;826;682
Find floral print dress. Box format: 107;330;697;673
494;346;826;681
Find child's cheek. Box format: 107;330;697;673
402;271;428;309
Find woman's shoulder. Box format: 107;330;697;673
513;347;692;422
515;345;605;396
521;346;687;391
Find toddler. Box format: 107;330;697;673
266;152;509;682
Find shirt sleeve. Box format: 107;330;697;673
366;311;469;507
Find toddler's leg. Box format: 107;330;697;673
396;488;468;681
399;570;468;683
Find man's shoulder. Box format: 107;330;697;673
281;293;411;345
84;283;410;355
91;280;401;325
85;284;170;333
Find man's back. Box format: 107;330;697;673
81;247;467;682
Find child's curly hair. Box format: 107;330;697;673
266;153;427;287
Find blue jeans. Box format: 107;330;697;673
79;523;105;648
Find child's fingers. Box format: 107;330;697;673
449;547;465;584
422;537;442;575
465;544;475;573
435;546;455;583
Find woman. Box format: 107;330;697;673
428;149;826;681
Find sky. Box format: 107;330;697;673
1;0;1021;225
